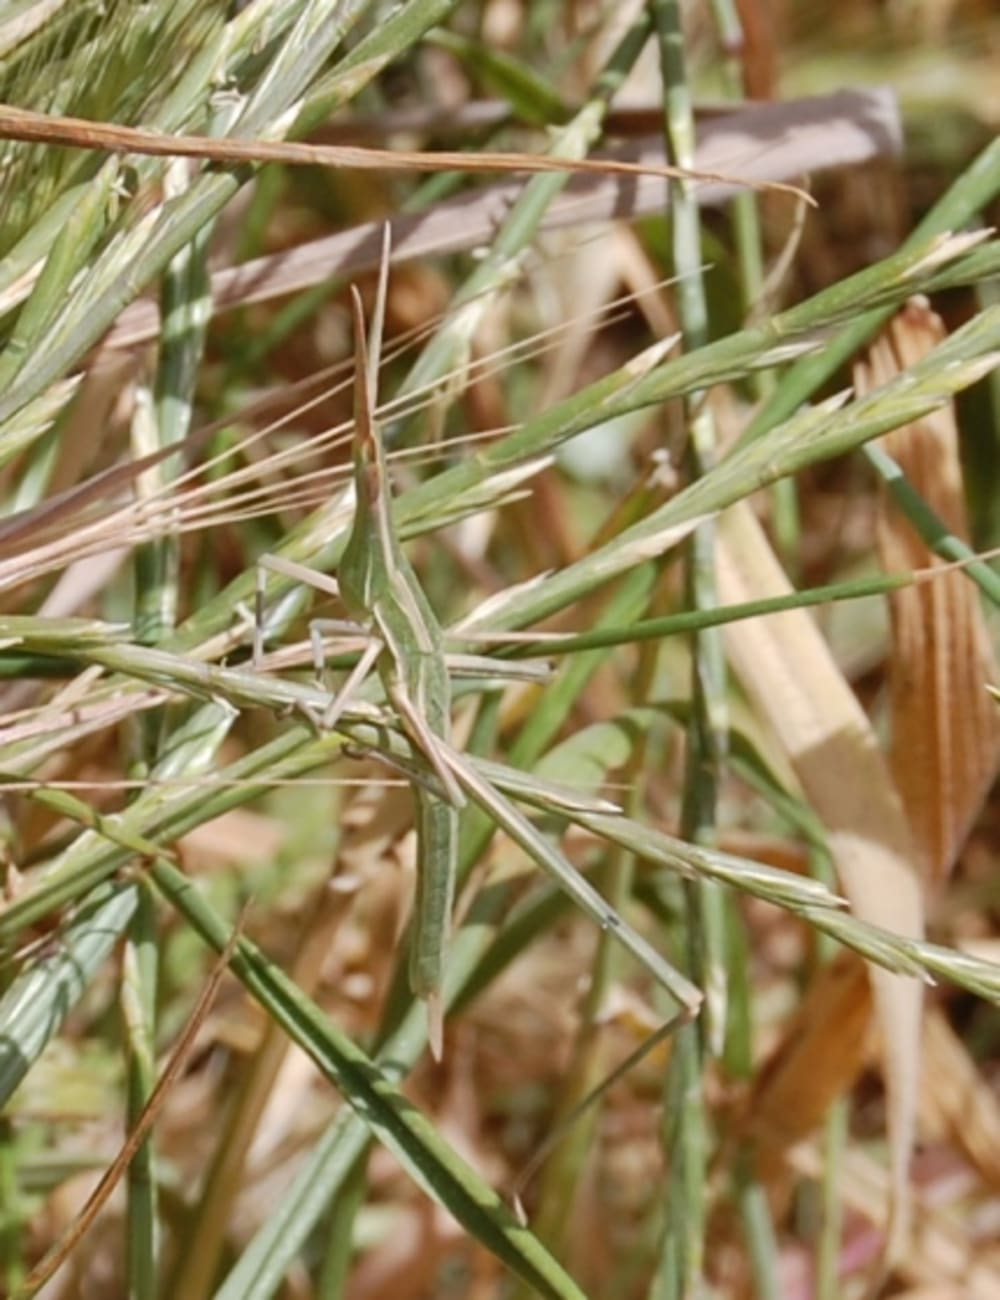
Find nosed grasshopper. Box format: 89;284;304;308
255;231;461;1058
338;252;464;1059
254;232;703;1060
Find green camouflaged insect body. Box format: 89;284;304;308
338;284;460;1057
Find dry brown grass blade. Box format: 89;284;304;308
741;952;872;1184
717;502;924;1267
104;88;899;348
0;101;813;195
855;299;1000;891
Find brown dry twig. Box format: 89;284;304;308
0;102;814;199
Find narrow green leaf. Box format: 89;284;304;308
0;885;138;1107
148;856;586;1300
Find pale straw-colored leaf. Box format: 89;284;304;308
717;501;924;1264
920;1007;1000;1189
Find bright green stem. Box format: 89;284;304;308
735;1150;783;1300
0;1117;23;1296
725;885;780;1298
121;882;160;1300
134;139;218;647
316;1156;367;1299
655;1021;707;1300
504;564;917;656
865;442;1000;607
653;1;719;1291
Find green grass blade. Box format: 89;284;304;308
213;872;513;1298
0;884;138;1106
147;855;587;1300
738;136;1000;452
120;881;159;1300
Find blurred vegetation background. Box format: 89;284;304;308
0;2;998;1297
